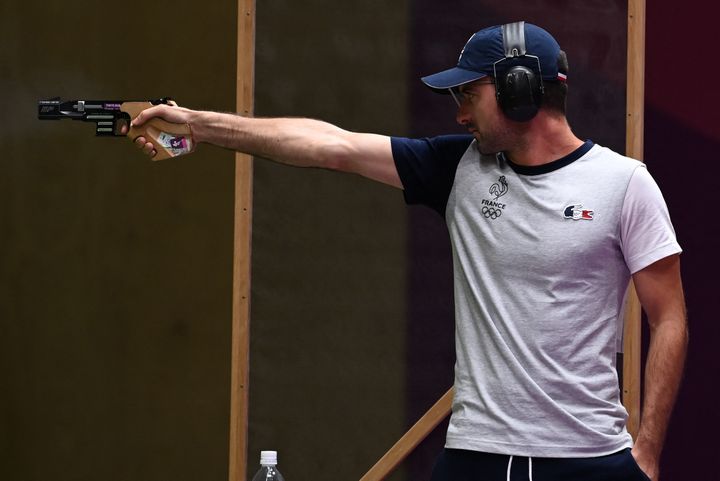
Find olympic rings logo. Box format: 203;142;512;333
482;206;502;219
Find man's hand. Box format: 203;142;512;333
121;101;195;158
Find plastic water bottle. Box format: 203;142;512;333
251;451;285;481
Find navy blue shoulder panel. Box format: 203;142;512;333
391;134;474;216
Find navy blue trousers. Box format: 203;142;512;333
430;448;651;481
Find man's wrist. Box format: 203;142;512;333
179;109;213;145
634;432;663;460
190;110;246;147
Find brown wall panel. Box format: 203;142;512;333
1;2;237;480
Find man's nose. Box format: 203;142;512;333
456;104;471;125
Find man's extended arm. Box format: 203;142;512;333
130;104;402;188
631;254;688;481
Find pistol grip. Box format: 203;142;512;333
122;102;195;161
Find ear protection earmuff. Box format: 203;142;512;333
494;21;544;122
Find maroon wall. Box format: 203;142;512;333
645;2;720;479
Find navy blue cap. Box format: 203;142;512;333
421;22;565;92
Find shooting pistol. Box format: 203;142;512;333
38;97;194;160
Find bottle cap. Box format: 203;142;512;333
260;451;277;466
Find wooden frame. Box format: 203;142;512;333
229;1;255;481
228;1;645;480
622;0;646;440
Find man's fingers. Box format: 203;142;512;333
131;105;162;127
131;110;144;127
131;103;188;133
131;135;156;157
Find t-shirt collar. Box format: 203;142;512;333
499;140;594;175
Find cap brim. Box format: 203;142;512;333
421;67;489;93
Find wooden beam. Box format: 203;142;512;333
229;1;256;481
623;0;646;440
359;388;454;481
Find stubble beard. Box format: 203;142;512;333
474;123;510;156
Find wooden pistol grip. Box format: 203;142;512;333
122;101;195;161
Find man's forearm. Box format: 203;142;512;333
635;313;688;459
189;111;354;169
630;255;687;480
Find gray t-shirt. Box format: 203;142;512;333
392;137;681;457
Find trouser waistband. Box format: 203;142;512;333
429;448;651;481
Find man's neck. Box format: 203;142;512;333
503;112;584;166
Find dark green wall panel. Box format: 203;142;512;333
250;1;409;480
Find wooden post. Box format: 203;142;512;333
229;1;256;481
623;0;646;440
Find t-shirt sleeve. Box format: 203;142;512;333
620;165;682;273
391;134;474;215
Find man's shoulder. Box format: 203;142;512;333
391;134;474;162
584;143;645;172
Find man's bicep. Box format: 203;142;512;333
340;132;402;189
632;254;686;327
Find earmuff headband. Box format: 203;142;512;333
502;22;527;57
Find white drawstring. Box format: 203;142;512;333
528;456;533;481
506;455;534;481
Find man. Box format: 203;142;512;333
131;21;687;481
